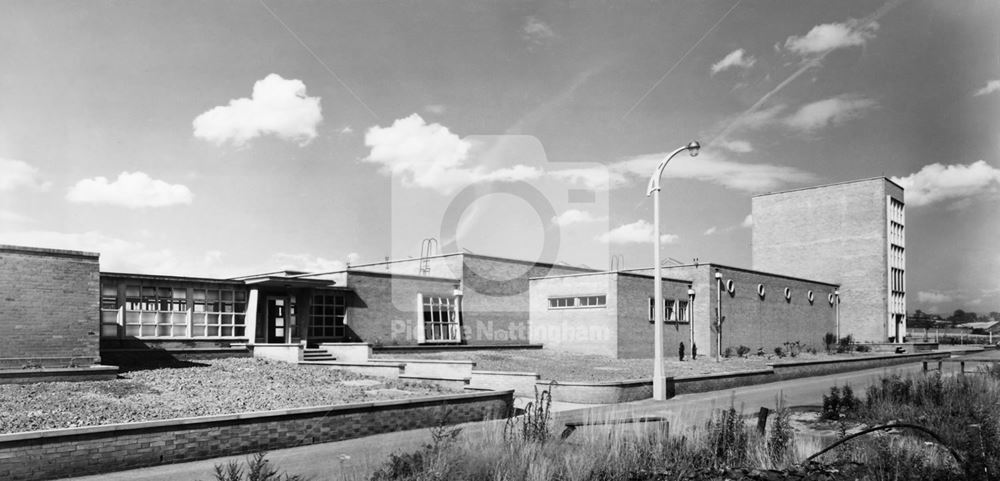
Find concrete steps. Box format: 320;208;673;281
303;348;336;362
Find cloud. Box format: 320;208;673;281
783;95;877;132
552;209;606;227
717;139;754;153
606;149;819;193
339;126;354;135
974;80;1000;97
711;49;756;75
725;104;788;132
270;252;346;273
66;172;193;208
891;160;1000;207
784;19;878;56
363;114;542;194
0;158;51;191
917;291;953;304
193;74;322;146
522;16;556;44
346;252;362;265
741;214;753;227
596;220;678;245
703;226;717;236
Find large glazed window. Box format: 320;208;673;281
419;295;461;343
648;298;689;323
100;281;247;339
310;294;346;338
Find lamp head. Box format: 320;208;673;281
714;270;722;280
834;289;839;296
687;140;701;157
688;286;695;297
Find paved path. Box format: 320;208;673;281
56;353;991;481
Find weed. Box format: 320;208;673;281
504;382;554;445
206;452;306;481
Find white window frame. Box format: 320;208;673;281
547;295;607;309
648;298;690;324
417;293;462;344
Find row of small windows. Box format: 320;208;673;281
890;268;905;293
889;198;905;225
889;222;905;248
548;295;607;309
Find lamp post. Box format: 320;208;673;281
688;285;696;360
715;269;723;363
647;140;700;401
834;289;840;340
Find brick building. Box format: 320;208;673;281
752;177;905;343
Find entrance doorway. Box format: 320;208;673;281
266;296;294;343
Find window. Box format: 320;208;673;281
649;298;689;323
191;288;246;337
123;284;189;337
420;295;461;343
310;294;346;338
548;295;607;309
100;283;119;337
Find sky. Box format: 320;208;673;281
1;0;998;315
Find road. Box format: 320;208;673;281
57;352;991;481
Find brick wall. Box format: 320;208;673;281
0;390;513;481
345;271;459;346
752;178;901;342
0;245;100;368
528;273;619;356
615;273;693;359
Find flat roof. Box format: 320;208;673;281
0;244;99;259
620;263;839;287
291;251;596;278
529;269;691;284
752;176;904;198
101;271;247;285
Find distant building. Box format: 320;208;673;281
752;177;905;343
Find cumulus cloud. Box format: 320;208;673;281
717;139;754;153
974;80;1000;97
783;95;877;132
917;291;953;304
711;49;756;75
596;220;678;245
193;74;322;146
891;160;1000;207
784;19;878;56
523;16;557;44
703;226;718;236
363;114;542;194
0;158;51;191
552;209;606;227
66;172;193;208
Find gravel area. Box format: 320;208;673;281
0;357;457;434
373;349;883;382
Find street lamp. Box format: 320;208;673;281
834;289;840;340
688;285;696;360
715;269;723;363
647;140;700;401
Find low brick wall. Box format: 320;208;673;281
0;365;118;385
769;351;950;380
671;369;776;397
0;390;513;481
544;379;653;404
469;370;540;397
299;361;404;379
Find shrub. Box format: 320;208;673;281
767;404;792;465
823;332;837;354
773;346;786;358
783;341;802;358
821;385;858;420
207;452;305;481
723;346;736;358
836;335;853;353
855;344;872;353
756;347;766;356
805;345;818;355
736;345;751;357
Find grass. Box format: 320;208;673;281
0;357;457;434
372;348;882;382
